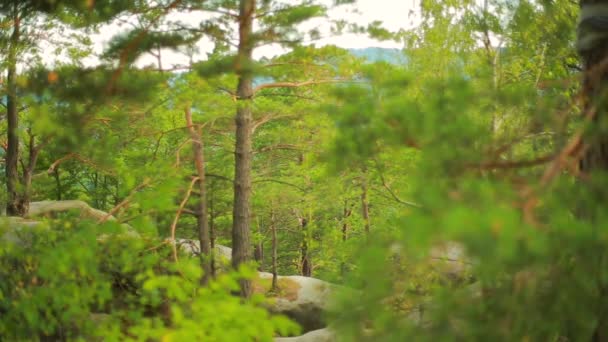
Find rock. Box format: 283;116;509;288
274;328;335;342
175;239;232;269
177;241;341;332
1;216;45;245
429;241;473;281
1;201;139;246
256;272;343;332
28;200;117;221
391;241;473;282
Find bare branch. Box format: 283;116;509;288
99;178;151;223
253;178;307;192
374;159;421;208
171;176;200;262
255;144;302;154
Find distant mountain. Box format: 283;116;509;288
348;47;407;64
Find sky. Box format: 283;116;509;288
86;0;419;68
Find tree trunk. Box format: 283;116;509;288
54;167;62;201
340;200;353;276
6;3;23;216
577;2;608;340
93;172;99;208
185;106;213;284
271;206;278;292
232;0;256;298
254;240;264;271
19;131;40;214
254;214;264;271
342;200;352;242
209;182;216;276
299;217;312;277
361;175;371;235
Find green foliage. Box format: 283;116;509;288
0;219;298;340
4;0;606;340
104;30;201;65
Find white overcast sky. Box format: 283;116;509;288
85;0;420;67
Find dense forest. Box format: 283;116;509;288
2;0;607;340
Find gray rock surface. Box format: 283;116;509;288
275;328;334;342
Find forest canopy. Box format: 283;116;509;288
2;0;608;341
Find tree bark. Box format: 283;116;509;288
209;182;216;276
342;200;352;242
19;131;41;213
185;106;213;284
361;174;371;235
577;1;608;340
232;0;256;298
54;167;62;201
271;206;278;291
6;2;23;216
340;200;353;276
299;217;312;277
254;240;264;271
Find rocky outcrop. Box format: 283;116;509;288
177;240;340;332
2;200;475;342
176;239;232;260
27;200;118;221
1;201;139;246
257;272;341;332
429;241;473;281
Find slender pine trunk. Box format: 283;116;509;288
300;217;312;277
54;167;62;201
271;206;278;291
232;0;256;298
185;106;213;284
209;182;216;276
6;2;23;216
361;173;371;235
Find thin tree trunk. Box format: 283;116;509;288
340;200;353;276
342;200;352;242
93;172;99;208
271;206;278;291
6;3;23;216
54;167;62;201
20;131;40;211
232;0;256;298
577;2;608;340
185;106;213;284
254;240;264;271
299;216;312;277
361;173;371;235
209;181;216;276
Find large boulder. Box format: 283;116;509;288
175;239;233;270
1;201;138;246
28;200;117;221
177;240;340;332
256;272;342;332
